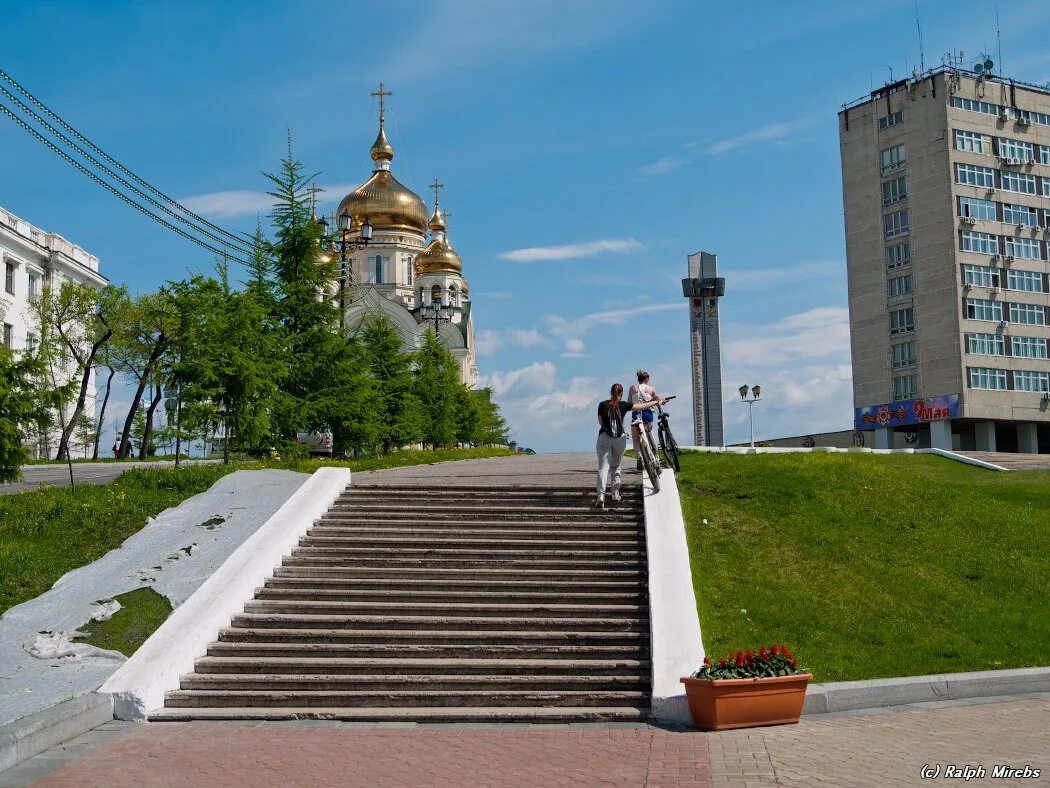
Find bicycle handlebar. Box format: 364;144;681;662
661;395;677;402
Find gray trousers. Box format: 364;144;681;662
596;432;628;497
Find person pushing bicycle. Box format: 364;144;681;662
628;370;661;471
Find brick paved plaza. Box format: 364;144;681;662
4;695;1045;788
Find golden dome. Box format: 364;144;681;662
370;125;394;163
337;170;428;234
428;206;447;233
415;235;462;275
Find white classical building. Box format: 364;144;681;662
328;103;478;387
0;204;107;456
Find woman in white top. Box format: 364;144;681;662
628;370;660;470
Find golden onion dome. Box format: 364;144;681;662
336;116;427;234
428;206;447;233
415;235;462;275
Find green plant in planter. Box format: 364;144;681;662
693;644;807;679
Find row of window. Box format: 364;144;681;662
965;298;1047;325
958;196;1049;227
963;265;1045;292
967;333;1048;359
3;260;41;299
953;129;1050;163
878;109;904;130
969;367;1050;392
951;96;1050;128
960;230;1047;259
956;162;1050;195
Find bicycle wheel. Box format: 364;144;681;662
638;435;661;492
660;424;680;473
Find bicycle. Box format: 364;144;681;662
655;396;680;473
634;395;675;492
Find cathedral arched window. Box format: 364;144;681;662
431;284;442;305
371;255;385;284
403;256;413;285
449;284;459;307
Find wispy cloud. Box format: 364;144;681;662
479;360;596;444
723;306;850;367
475;327;549;357
547;302;679;338
562;338;585;358
636;156;685;177
732;259;845;290
181;182;359;220
707;117;816;155
501;238;642;262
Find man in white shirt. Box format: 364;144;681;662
628;370;660;471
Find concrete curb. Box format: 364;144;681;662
803;666;1050;714
99;466;352;720
0;693;112;772
642;469;704;725
679;445;1007;470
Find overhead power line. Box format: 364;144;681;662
0;67;253;250
0;97;253;266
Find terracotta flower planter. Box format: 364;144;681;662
680;673;812;731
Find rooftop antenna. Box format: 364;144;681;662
914;0;925;73
995;0;1003;74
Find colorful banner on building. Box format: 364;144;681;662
854;393;960;431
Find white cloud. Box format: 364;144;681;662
475;328;503;357
636;156;685;177
181;182;359;220
479;361;555;398
476;327;549;357
562;338;585;358
501;238;642;262
732;259;845;290
507;328;546;347
707;117;816;155
723;306;850;367
547;302;680;338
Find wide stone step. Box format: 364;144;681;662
163;689;649;708
192;656;649;676
149;706;651;723
241;600;645;620
339;485;641;496
299;535;644;549
273;565;645;580
263;577;645;592
289;546;643;561
218;627;650;645
327;504;640;517
206;642;650;659
280;557;645;571
230;613;647;632
254;588;645;604
180;674;649;692
308;524;644;537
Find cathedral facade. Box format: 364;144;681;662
326;96;477;388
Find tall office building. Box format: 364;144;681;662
840;63;1050;454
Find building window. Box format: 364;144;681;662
891;341;917;368
1040;145;1050;165
1011;336;1048;359
959;196;996;220
887;274;913;299
955;163;995;188
878;110;904;129
889;307;915;335
963;265;1000;288
27;271;39;301
951;96;999;115
403;256;413;285
1001;170;1037;194
1006;269;1044;292
880;144;906;173
1002;203;1038;227
892;375;917;401
2;323;11;348
968;367;1008;390
1003;236;1042;260
885;242;911;269
883;209;909;239
4;262;13;295
967;333;1005;355
954;130;987;153
1012;370;1050;392
882;176;907;205
960;230;998;255
368;254;386;284
998;138;1034;161
25;332;36;354
431;284;442;305
1009;302;1046;325
1042;177;1050;197
965;298;1003;322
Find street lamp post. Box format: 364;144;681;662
738;384;761;448
317;212;374;309
420;300;454;334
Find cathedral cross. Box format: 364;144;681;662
371;82;392;119
429;178;444;207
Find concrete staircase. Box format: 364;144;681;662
150;484;651;722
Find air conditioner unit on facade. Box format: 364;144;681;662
1018;116;1031;127
1042;392;1050;402
963;282;973;291
1010;157;1023;165
962;216;977;225
1027;158;1036;165
999;111;1011;122
990;254;1001;262
986;187;997;195
1004;254;1015;263
999;319;1009;328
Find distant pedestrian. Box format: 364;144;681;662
595;383;664;509
111;442;119;459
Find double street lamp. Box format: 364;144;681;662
317;211;374;307
420;300;454;334
738;384;761;448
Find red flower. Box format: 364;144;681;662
759;647;768;660
703;656;711;666
782;645;794;659
790;659;798;668
770;644;779;656
719;658;728;666
744;649;754;662
735;651;744;666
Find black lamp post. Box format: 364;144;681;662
317;213;373;308
420;300;454;334
738;384;761;448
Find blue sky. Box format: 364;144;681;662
4;0;1050;451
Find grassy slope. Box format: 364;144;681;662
677;452;1050;682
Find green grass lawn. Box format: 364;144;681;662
75;587;173;656
1;447;518;616
676;452;1050;682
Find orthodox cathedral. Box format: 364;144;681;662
324;86;477;387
